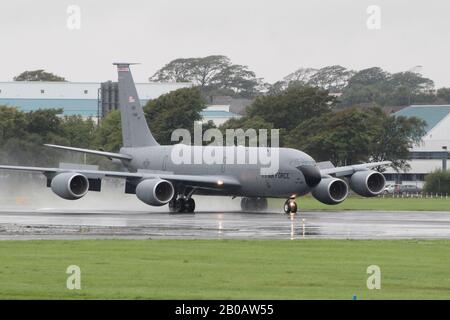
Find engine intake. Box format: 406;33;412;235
135;179;174;206
51;172;89;200
312;178;348;205
350;170;386;197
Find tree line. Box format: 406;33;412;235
14;56;450;107
1;84;426;173
150;56;450;107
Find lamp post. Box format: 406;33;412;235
443;146;448;171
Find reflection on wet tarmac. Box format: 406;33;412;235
0;209;449;240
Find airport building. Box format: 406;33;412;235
0;81;192;121
200;95;251;126
383;105;450;187
200;105;242;126
0;81;245;127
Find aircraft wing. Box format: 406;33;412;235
0;165;241;190
44;144;133;161
320;161;391;178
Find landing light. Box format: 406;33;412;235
217;180;224;186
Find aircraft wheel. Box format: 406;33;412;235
185;198;195;213
240;197;249;211
175;198;186;213
257;198;268;211
284;199;297;214
169;199;177;213
247;198;259;211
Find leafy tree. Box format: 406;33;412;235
307;65;355;93
214;64;261;98
437;87;450;103
219;116;274;146
220;116;273;132
369;112;426;170
61;115;96;148
266;81;288;96
26;109;64;139
245;86;336;133
389;71;434;92
286;107;380;166
347;67;389;87
340;68;436;107
285;107;426;170
0;106;28;142
148;58;194;82
144;87;208;145
190;55;231;88
0;107;69;166
275;65;354;94
284;67;318;85
14;70;67;81
150;55;260;98
91;110;122;152
423;170;450;194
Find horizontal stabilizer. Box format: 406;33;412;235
44;144;132;161
317;161;335;170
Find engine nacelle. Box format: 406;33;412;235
50;172;89;200
350;170;386;197
135;179;175;206
312;178;348;205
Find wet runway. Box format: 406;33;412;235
0;208;450;240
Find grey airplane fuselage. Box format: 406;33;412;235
120;145;317;198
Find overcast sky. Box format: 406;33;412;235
1;0;449;87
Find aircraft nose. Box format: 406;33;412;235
297;165;322;188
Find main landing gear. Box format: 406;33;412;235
240;197;268;211
169;187;196;213
284;197;297;214
169;196;195;213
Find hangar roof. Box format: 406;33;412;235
394;105;450;133
200;110;241;118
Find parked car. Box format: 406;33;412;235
383;184;399;194
394;184;422;195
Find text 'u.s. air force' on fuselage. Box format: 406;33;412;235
0;63;391;214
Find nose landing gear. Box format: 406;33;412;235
284;197;297;214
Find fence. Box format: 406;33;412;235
379;192;449;199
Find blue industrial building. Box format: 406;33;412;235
0;81;192;119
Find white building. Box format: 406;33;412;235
383;105;450;187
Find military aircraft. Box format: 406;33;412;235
0;63;390;214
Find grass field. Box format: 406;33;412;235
0;240;448;299
269;196;450;211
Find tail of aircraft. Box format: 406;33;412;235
114;63;159;147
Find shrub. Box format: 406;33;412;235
423;170;450;194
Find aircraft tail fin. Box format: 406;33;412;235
114;63;159;147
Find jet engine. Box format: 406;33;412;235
135;179;175;206
50;172;89;200
349;170;386;197
312;178;348;205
